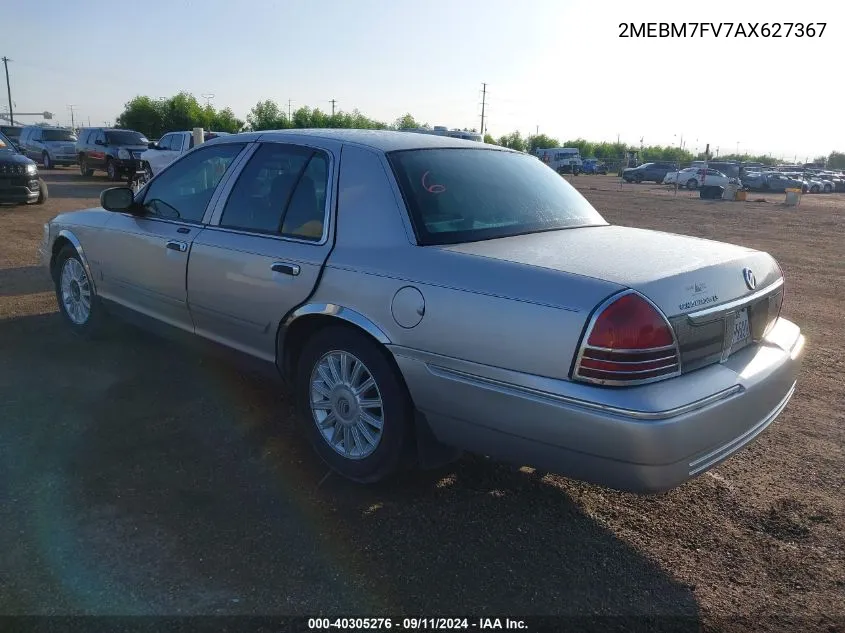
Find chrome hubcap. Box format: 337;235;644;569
60;258;91;325
310;350;384;460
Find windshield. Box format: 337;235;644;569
41;129;78;142
388;148;607;246
105;130;148;145
1;126;22;140
0;131;16;152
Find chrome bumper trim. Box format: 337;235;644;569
425;364;743;421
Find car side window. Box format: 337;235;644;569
219;143;316;235
281;153;329;240
157;134;171;150
95;131;105;145
141;142;246;224
170;135;183;152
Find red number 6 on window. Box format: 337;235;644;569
421;170;446;194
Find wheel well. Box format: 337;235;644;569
280;314;399;380
50;236;73;281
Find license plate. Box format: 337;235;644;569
731;308;750;348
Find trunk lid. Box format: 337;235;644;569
439;225;781;318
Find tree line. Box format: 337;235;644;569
114;92;845;169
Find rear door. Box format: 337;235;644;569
187;140;337;361
97;141;249;330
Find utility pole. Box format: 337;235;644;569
67;104;77;130
201;93;215;107
479;83;487;137
2;56;13;125
287;99;293;122
330;99;336;116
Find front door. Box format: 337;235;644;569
97;141;248;331
187;142;335;361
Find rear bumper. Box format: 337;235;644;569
392;318;805;493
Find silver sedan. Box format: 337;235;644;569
38;129;805;493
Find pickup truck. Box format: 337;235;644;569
139;130;231;179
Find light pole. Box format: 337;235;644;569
201;93;215;108
67;104;77;130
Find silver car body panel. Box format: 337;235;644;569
41;129;805;492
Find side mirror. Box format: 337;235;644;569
100;187;138;213
148;142;158;149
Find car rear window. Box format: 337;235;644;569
105;130;148;145
387;148;607;246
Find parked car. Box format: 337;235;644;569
75;127;150;181
139;130;232;179
0;130;47;205
622;161;676;183
663;167;730;190
742;173;808;193
0;124;24;150
18;126;78;169
812;174;837;193
581;158;608;175
39;130;804;493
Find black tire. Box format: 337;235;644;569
53;245;104;338
634;174;643;183
295;325;414;483
35;178;48;204
824;184;832;193
106;158;120;181
42;152;53;170
686;178;698;190
79;155;94;177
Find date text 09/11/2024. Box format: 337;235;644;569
619;22;827;38
308;618;527;630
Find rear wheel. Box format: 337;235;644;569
686;178;698;190
823;184;832;193
634;174;643;183
42;152;53;170
295;326;414;483
810;185;819;194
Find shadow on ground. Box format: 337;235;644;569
0;266;53;297
0;312;700;628
41;169;115;200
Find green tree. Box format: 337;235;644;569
115;95;168;138
497;131;526;152
812;155;827;166
528;133;559;153
827;151;845;169
394;113;428;130
210;107;244;133
246;99;288;131
483;133;497;144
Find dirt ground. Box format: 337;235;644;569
1;171;842;632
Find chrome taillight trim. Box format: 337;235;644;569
578;362;680;377
572;289;682;387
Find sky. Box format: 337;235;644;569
3;0;842;160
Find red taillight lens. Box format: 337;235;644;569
574;291;680;386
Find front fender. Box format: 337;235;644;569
51;229;98;294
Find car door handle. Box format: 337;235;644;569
165;240;188;252
271;262;300;276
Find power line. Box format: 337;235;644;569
2;56;13;125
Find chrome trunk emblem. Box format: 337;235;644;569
743;268;757;290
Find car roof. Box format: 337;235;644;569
212;128;509;153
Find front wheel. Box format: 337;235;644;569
35;178;48;204
686;178;698;190
42;152;53;170
296;326;414;483
823;184;831;193
53;245;104;338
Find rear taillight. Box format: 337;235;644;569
573;291;681;386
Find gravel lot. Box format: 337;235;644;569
1;171;842;632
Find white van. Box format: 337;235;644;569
535;147;583;174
